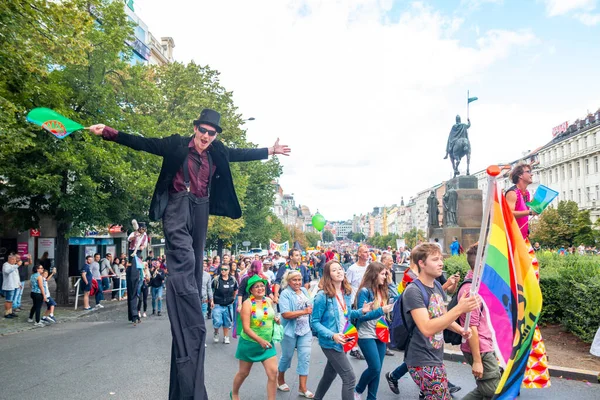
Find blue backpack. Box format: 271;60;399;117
389;279;443;352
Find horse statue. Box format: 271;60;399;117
444;115;471;177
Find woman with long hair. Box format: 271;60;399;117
28;265;47;327
311;261;375;400
211;264;238;344
354;262;394;400
230;260;240;283
232;275;280;400
277;270;314;397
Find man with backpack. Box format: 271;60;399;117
457;243;501;399
386;243;480;399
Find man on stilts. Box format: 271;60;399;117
89;109;291;399
127;222;148;325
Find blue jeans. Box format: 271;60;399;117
120;279;127;298
390;362;408;380
151;286;163;312
278;333;312;376
13;282;25;309
212;304;233;329
202;302;208;319
95;278;109;305
356;338;387;400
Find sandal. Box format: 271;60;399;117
298;390;315;398
277;383;290;392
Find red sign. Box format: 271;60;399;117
552;121;569;137
109;224;123;234
30;229;41;237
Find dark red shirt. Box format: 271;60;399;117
102;127;215;198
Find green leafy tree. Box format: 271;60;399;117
322;230;334;242
351;232;366;242
531;201;594;248
402;228;426;249
305;232;321;248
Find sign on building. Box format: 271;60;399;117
552;121;569;137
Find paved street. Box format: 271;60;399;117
0;302;598;400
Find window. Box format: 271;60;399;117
587;187;591;203
561;165;565;180
596;185;600;201
548;170;553;183
563;191;566;200
565;144;570;156
578;189;582;203
577;161;581;177
595;156;598;173
570;190;574;200
585;158;590;174
569;163;573;178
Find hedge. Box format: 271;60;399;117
442;252;600;343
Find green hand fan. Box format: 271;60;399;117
26;108;86;139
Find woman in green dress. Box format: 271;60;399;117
232;274;280;400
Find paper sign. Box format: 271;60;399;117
38;238;55;259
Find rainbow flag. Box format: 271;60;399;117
526;184;558;214
376;317;390;343
479;184;543;399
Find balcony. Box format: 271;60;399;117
125;36;151;61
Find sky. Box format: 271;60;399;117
135;0;600;221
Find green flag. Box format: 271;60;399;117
468;96;479;103
26;108;85;139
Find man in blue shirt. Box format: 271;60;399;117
273;249;310;303
450;237;460;256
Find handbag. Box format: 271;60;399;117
272;322;284;343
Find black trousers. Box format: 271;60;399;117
164;191;209;400
126;253;141;322
137;283;148;312
111;277;120;299
29;292;43;323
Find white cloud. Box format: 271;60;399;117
576;12;600;24
542;0;596;17
134;0;548;220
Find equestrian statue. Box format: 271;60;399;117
444;115;471;177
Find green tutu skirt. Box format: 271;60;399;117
236;337;276;362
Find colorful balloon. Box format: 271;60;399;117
312;213;326;232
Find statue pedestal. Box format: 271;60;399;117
429;181;482;255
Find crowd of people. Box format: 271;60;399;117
193;243;488;400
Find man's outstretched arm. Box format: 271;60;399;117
89;124;169;157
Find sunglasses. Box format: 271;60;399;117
197;126;218;137
221;268;229;271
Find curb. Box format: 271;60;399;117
443;349;600;384
0;300;123;337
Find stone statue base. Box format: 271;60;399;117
429;183;483;254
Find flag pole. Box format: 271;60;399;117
463;165;501;333
467;90;470;121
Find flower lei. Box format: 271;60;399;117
250;295;269;327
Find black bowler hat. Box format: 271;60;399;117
193;108;222;133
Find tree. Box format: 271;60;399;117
402;228;426;249
287;225;308;250
530;201;594;248
322;230;334;242
351;232;366;242
305;232;321;248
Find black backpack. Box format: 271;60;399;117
389;279;442;352
443;279;473;345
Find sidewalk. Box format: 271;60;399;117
0;277;124;336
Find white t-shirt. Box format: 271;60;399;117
346;262;368;303
263;269;275;284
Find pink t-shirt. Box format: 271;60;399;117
458;270;494;354
507;186;530;239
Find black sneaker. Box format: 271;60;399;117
349;349;365;360
448;382;461;394
419;391;425;400
157;311;161;316
4;314;15;319
385;372;400;394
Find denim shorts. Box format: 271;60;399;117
4;288;16;302
46;297;57;308
212;304;233;329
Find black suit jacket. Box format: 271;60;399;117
108;131;268;221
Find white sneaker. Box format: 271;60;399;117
27;318;34;323
224;336;230;344
213;335;219;343
33;322;45;328
41;317;51;324
96;303;104;308
142;312;147;318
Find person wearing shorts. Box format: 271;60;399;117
2;255;21;319
211;265;237;344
